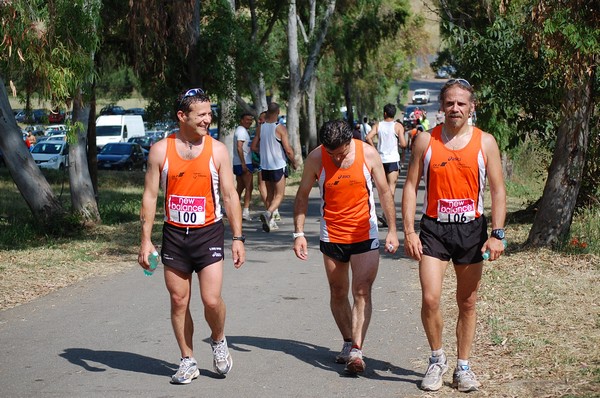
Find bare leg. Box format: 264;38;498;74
198;260;226;341
419;255;449;351
323;255;352;340
349;250;379;348
165;267;195;357
454;262;483;360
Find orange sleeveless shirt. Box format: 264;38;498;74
422;125;487;222
318;139;378;243
160;135;222;228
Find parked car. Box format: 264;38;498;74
127;135;159;151
97;142;146;171
145;130;165;140
31;140;69;170
99;104;126;116
48;108;66;123
126;108;145;118
412;89;430;104
16;109;47;123
46;125;67;135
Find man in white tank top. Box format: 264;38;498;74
255;102;297;232
366;103;407;226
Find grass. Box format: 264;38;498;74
1;142;599;396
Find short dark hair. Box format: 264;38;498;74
177;88;210;114
267;102;280;117
240;112;254;121
383;103;396;118
319;120;353;150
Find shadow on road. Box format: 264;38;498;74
226;335;422;384
59;348;177;376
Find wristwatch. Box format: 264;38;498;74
292;232;305;239
232;235;246;243
491;229;505;240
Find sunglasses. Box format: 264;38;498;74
446;78;471;87
179;88;205;106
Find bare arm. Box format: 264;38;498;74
293;148;320;260
395;122;407;149
236;139;248;172
364;143;399;253
481;132;507;260
277;124;297;169
401;131;430;261
213;140;246;268
251;124;260;153
138;139;166;270
365;123;378;147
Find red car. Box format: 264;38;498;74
48;109;66;124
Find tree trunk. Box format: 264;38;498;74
527;75;594;246
220;0;237;160
0;76;64;223
287;0;303;167
306;74;318;153
69;91;101;225
343;77;355;128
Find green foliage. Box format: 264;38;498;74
0;0;101;108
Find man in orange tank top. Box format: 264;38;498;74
138;88;245;384
402;79;506;392
293;120;399;375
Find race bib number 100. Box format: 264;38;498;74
168;195;206;225
437;198;476;223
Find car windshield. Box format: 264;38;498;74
97;126;122;137
415;90;427;96
404;106;418;116
32;143;63;154
101;144;131;155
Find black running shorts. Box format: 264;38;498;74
320;239;380;263
161;221;224;273
419;215;488;265
261;167;288;182
383;162;400;174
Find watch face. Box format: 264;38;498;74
492;229;505;239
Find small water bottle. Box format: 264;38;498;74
482;239;507;261
144;251;160;276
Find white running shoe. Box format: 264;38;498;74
420;354;448;391
452;365;481;392
211;338;233;375
171;356;199;384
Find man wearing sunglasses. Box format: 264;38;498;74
402;79;506;392
138;88;246;384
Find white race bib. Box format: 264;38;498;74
168;195;206;225
437;198;476;223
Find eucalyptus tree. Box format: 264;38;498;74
435;0;599;247
0;0;101;225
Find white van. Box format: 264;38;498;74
96;115;145;148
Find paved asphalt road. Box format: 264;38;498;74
0;80;442;398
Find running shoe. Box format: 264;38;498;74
269;218;279;231
242;209;252;221
420;354;448;391
452;365;481;392
273;209;281;221
345;348;366;374
335;341;353;364
377;215;388;228
260;211;271;232
171;356;199;384
211;338;233;375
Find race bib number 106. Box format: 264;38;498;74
168;195;206;225
437;198;476;223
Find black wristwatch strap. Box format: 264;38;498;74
232;235;246;243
